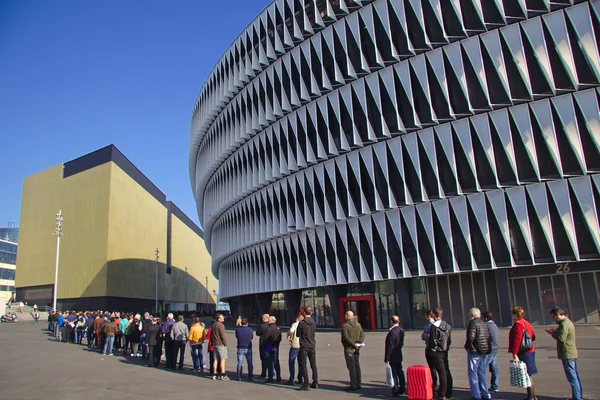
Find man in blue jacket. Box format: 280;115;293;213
483;311;499;392
235;318;254;381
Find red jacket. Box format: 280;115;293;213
206;327;213;352
508;317;536;355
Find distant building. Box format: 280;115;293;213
16;145;216;312
0;227;19;243
0;239;17;306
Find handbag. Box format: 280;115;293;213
509;360;531;388
385;363;394;388
518;329;532;354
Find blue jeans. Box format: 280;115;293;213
237;348;253;380
267;347;281;381
190;344;202;370
468;353;490;399
104;336;115;355
488;352;498;390
288;347;301;383
562;359;583;400
140;333;147;359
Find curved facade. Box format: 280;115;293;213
191;0;600;328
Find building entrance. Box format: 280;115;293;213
339;295;376;329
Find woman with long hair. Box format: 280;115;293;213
508;306;537;400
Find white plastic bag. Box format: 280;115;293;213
509;360;531;388
386;362;394;387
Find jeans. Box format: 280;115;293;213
237;347;254;380
140;333;148;359
288;347;301;383
75;329;84;344
267;346;281;381
562;358;583;400
190;344;202;370
344;350;361;388
48;321;54;332
104;336;115;355
298;347;318;386
468;353;490;399
488;352;499;390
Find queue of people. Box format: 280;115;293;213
43;305;584;400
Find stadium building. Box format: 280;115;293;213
16;145;217;312
190;0;600;328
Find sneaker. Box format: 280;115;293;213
109;354;113;356
130;353;134;357
310;383;319;389
489;389;499;393
192;369;198;373
221;374;230;381
212;375;219;380
296;385;310;391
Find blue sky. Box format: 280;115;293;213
0;0;272;229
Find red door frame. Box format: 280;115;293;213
338;295;376;329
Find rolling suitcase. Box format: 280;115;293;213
407;365;434;400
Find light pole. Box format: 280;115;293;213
52;210;63;311
155;248;159;315
185;266;188;309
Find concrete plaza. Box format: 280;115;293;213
1;321;598;400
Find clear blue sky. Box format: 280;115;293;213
0;0;271;229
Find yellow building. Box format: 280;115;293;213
15;145;216;312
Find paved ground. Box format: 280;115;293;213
1;321;599;400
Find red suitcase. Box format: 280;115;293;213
407;365;434;400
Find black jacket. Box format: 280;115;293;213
256;322;269;345
147;324;163;346
263;323;282;347
427;320;452;354
384;325;404;363
465;318;491;355
297;316;316;349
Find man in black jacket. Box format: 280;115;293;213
464;307;492;400
263;316;282;383
256;314;270;379
427;307;453;400
296;306;318;391
146;317;163;368
384;315;406;396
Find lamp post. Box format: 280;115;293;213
185;266;188;309
155;248;159;315
52;210;63;311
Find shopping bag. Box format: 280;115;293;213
385;363;394;387
509;360;531;388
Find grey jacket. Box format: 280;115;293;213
170;321;189;342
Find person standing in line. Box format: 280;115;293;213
426;307;453;400
235;317;254;381
422;310;439;388
147;317;163;368
263;316;283;383
103;317;117;356
546;307;583;400
341;310;365;391
211;312;230;380
171;315;189;371
482;311;499;392
508;306;537;400
384;315;406;396
189;317;206;373
287;313;304;386
162;313;176;369
296;306;318;391
464;308;492;400
256;313;270;378
236;316;242;327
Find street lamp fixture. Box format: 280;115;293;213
52;210;63;311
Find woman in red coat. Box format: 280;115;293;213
508;306;537;400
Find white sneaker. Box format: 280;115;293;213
130;353;134;356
